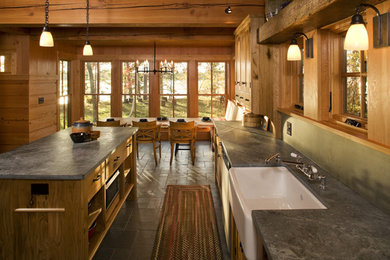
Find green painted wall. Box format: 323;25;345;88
281;114;390;214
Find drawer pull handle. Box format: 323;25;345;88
15;208;65;213
241;82;246;85
126;144;131;148
114;156;120;162
93;174;101;182
245;99;249;101
240;96;243;99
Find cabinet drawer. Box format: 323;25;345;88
86;163;104;202
125;137;133;157
106;142;127;180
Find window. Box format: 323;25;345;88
342;50;367;118
0;55;5;72
160;62;188;118
122;62;149;117
84;62;112;122
198;62;226;118
59;60;71;129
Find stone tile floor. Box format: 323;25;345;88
93;141;229;260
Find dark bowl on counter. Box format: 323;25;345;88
70;132;91;143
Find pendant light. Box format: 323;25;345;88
39;0;54;47
83;0;93;56
225;6;232;14
344;4;387;50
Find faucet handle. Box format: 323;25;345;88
310;165;318;174
290;152;302;162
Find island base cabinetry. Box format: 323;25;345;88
0;135;137;260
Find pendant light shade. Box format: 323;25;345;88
83;0;93;56
40;26;54;47
40;0;54;47
287;39;301;61
83;41;93;56
344;13;369;50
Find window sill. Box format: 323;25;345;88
277;108;390;156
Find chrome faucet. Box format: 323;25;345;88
292;153;326;190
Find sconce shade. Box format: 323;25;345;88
83;41;93;56
39;27;54;47
344;13;369;50
287;39;301;61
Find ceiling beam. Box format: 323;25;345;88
0;0;265;28
259;0;386;44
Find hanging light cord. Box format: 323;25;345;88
86;0;90;42
44;0;49;28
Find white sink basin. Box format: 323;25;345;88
229;166;326;260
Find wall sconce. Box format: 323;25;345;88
287;33;313;61
225;6;232;14
344;3;390;50
39;0;54;47
83;0;93;56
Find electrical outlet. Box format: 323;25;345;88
287;121;292;136
38;97;44;104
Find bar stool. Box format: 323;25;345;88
132;121;161;165
169;121;196;165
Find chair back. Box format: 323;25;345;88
97;120;121;127
132;121;160;142
169;121;196;142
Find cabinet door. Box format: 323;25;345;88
235;36;241;88
13;181;85;260
240;33;246;87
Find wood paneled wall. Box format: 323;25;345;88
367;1;390;146
0;35;30;152
0;34;59;152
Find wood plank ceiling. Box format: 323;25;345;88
0;0;265;47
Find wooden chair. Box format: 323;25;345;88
132;121;161;165
169;121;196;165
96;120;121;127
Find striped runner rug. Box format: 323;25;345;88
152;185;222;260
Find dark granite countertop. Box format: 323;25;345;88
214;121;390;259
0;127;137;180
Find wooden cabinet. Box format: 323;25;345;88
0;134;137;260
234;15;263;112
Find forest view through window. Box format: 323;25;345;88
122;62;149;117
160;62;188;118
59;60;70;129
343;50;367;118
198;62;226;118
84;62;112;122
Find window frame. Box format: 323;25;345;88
83;61;112;122
197;61;227;118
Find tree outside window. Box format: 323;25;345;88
84;62;112;122
122;62;149;117
160;62;188;118
59;60;71;129
198;62;226;118
342;50;367;118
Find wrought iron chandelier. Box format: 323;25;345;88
136;42;173;74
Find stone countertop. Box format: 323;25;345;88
0;127;137;180
213;121;390;259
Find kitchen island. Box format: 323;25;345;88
214;120;390;259
0;127;137;260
